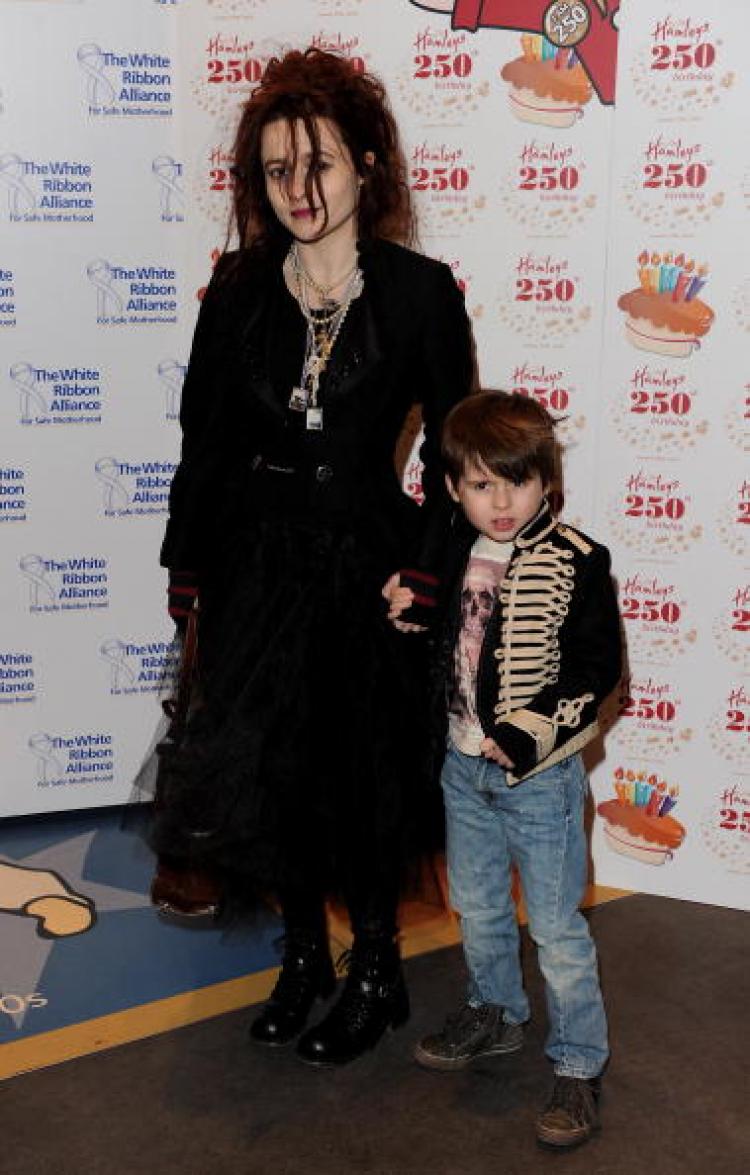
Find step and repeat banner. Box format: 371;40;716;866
1;1;747;909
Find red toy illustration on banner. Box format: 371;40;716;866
409;1;620;104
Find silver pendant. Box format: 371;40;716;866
306;406;323;431
289;386;307;412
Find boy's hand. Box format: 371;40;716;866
480;737;515;769
382;573;427;633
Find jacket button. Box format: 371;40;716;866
315;464;333;483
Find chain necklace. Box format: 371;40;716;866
287;244;363;431
290;242;359;307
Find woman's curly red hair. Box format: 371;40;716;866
230;48;415;251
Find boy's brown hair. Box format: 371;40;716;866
442;390;558;489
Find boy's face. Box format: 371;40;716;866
447;459;547;542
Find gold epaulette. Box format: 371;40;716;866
556;524;593;556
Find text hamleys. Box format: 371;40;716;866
412;143;463;166
627;471;680;495
414;27;466;53
652;17;710;42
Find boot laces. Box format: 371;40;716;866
442;1002;494;1043
546;1077;596;1124
271;933;324;1001
329;947;393;1032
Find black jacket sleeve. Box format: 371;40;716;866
398;264;475;625
492;544;622;777
160;257;231;570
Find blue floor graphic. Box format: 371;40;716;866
0;809;282;1041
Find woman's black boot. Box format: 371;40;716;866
250;930;336;1047
295;932;409;1065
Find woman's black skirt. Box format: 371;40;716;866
149;513;442;910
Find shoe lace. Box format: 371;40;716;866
443;1002;491;1043
271;932;324;1001
546;1077;595;1123
328;947;393;1033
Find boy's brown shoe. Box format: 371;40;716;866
414;1002;524;1071
535;1075;601;1148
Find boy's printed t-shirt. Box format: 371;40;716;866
449;535;514;756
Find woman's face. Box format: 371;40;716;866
261;116;363;246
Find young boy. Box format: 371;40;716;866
387;391;622;1149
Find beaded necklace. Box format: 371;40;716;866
287;244;363;431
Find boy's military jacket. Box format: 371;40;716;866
433;500;622;783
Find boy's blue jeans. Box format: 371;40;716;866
440;742;608;1079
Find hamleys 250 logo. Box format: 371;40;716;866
700;782;750;875
723;382;749;453
717;478;750;560
498;138;596;236
497;252;591;347
394;26;488;125
193;142;235;228
410;141;485;236
708;685;750;770
191;34;276;120
712;585;750;674
619;570;695;664
607;468;701;556
610;363;708;458
630;16;735;116
623;135;724;234
509;361;586;447
610;672;692;759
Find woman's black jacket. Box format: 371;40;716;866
161;237;475;585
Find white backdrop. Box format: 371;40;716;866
1;0;747;910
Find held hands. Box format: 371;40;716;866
480;738;515;769
382;573;427;634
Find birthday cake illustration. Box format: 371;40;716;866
618;253;714;358
500;35;593;128
597;768;685;865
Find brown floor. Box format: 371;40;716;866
1;893;747;1175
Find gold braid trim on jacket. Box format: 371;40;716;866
493;543;576;722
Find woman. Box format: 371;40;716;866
151;48;474;1066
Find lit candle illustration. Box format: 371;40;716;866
521;34;535;61
638;250;650;290
659;785;680;817
659;251;673;293
685;263;708;302
648;253;661;295
542;36;556;61
646;781;666;816
567;48;579;69
613;767;626;804
667;253;685;292
626;769;637;805
672;259;694;302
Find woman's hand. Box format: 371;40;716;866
480;737;515;769
382;573;427;633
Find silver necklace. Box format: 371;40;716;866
290;242;359;307
287;250;363;430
